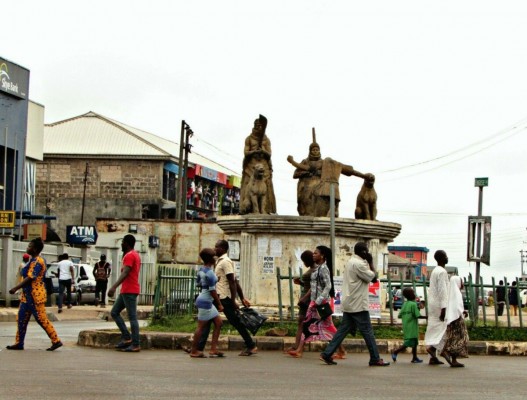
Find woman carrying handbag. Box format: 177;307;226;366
287;245;338;358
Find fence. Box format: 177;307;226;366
152;265;198;319
276;267;526;328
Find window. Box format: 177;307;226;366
405;252;414;259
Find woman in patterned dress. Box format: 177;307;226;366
287;245;337;358
6;237;62;351
440;275;469;368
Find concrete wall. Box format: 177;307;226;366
35;158;164;237
95;219;225;264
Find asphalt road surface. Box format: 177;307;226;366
1;320;526;400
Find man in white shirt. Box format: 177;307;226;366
320;242;389;367
214;240;256;356
56;253;75;313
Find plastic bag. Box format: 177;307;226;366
237;307;268;335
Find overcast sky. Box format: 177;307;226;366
4;1;527;281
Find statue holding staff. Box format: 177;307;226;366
287;128;368;218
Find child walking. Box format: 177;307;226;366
391;287;424;363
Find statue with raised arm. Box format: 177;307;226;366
288;128;323;216
287;128;368;218
240;115;277;214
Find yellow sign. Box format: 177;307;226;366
0;211;15;228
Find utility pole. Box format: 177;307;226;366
520;249;527;277
80;162;89;225
175;121;193;221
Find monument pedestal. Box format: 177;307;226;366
217;215;401;306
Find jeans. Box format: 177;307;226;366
58;279;72;308
220;297;255;350
95;280;108;305
322;310;381;364
111;293;140;347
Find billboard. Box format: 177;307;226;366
0;57;29;99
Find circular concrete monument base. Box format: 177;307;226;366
217;215;401;306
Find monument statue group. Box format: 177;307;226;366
239;115;377;220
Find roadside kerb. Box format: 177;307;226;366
77;329;527;356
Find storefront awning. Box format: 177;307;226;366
195;164;228;185
163;162;179;174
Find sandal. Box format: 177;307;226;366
332;353;347;360
209;351;225;358
440;351;453;366
429;357;444;365
190;352;207;358
239;347;258;356
287;350;302;358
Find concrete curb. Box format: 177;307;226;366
77;329;527;356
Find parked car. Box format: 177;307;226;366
520;289;527;307
387;287;424;311
46;262;97;305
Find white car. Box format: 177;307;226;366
520;289;527;308
46;262;97;305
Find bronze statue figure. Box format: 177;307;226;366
287;128;323;216
240;115;277;214
354;173;377;220
287;128;371;218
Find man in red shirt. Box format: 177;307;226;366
108;234;141;352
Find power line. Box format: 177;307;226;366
379;115;527;174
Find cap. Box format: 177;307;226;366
22;253;30;260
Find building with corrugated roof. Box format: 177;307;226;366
36;111;241;239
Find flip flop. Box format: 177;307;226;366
239;347;258;356
429;358;444;365
190;353;207;358
287;350;302;358
332;353;347;360
208;352;225;358
440;352;453;366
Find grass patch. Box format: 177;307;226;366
146;315;527;341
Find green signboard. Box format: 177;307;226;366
474;177;489;187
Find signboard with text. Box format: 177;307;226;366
0;210;15;228
0;57;29;99
66;225;98;245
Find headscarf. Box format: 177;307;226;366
445;275;464;325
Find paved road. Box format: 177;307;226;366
1;321;527;400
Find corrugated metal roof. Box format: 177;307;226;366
44;111;240;176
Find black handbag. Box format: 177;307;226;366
314;268;333;320
237;307;268;335
316;302;333;320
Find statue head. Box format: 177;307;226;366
309;127;321;160
309;143;321;160
252;114;268;136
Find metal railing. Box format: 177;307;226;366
276;268;526;328
152;265;198;319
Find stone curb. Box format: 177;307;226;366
77;329;527;356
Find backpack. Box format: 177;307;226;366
94;262;109;280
